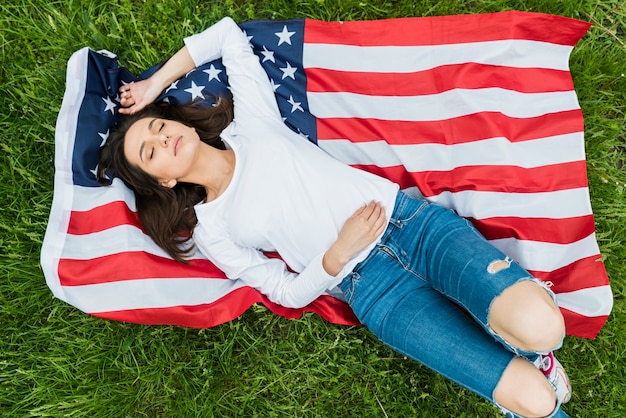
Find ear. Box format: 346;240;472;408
159;179;177;189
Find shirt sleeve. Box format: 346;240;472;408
183;17;282;122
193;222;343;309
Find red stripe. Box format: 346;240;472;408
306;65;574;96
58;251;227;286
530;255;610;294
304;12;590;46
473;215;596;244
316;110;584;145
560;308;608;339
351;161;589;196
68;201;142;235
91;289;360;328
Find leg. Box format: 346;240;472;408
392;197;566;356
495;358;561;418
489;280;565;353
340;261;564;417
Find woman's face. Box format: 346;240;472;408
124;117;201;187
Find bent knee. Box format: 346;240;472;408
490;280;565;352
495;358;558;418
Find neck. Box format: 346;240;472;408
188;142;235;202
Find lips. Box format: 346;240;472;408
173;136;182;156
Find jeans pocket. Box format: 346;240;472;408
339;272;360;305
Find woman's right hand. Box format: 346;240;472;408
119;46;196;115
118;78;163;115
322;201;387;276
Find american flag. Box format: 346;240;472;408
42;11;612;338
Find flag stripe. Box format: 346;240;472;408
91;292;360;328
417;188;592;219
489;233;601;273
58;251;227;286
303;12;590;46
306;64;575;96
469;214;596;244
316;110;584;145
352;161;589;197
304;41;575;73
560;308;610;340
319;134;585;172
530;255;610;294
308;89;580;121
68;200;140;235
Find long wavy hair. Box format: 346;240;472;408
97;95;234;263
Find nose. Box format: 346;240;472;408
159;134;170;147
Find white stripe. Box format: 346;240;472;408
61;225;205;260
41;47;90;300
319;133;585;172
72;178;137;212
425;188;593;219
59;278;243;313
304;40;574;72
556;285;614;317
307;89;580;120
488;233;601;272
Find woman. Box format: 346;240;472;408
98;17;572;418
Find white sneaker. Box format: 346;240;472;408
534;352;572;404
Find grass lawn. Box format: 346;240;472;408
1;0;624;416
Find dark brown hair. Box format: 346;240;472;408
97;95;234;262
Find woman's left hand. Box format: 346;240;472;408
322;201;387;276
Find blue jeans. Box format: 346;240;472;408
339;192;568;418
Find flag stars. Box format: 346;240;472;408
243;30;254;46
275;25;295;46
102;96;116;114
203;64;222;82
98;130;109;147
165;80;179;93
260;45;275;63
185;80;205;100
270;79;281;92
287;96;303;113
280;62;297;80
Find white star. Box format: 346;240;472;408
102;96;116;114
270;79;281;92
185;80;205;100
287;96;303;113
243;30;254;46
280;62;297;80
260;45;275;63
165;80;179;93
203;64;222;82
275;25;295;46
98;130;109;147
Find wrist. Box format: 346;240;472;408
322;244;351;277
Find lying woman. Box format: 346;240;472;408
98;17;572;418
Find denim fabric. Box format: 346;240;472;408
339;192;568;418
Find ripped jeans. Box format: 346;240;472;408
339;191;567;418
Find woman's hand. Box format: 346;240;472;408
118;78;163;115
323;201;387;276
119;47;196;115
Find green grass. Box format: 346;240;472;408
1;0;624;416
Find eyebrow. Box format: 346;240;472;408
139;118;157;162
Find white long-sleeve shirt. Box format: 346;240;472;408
185;18;399;308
